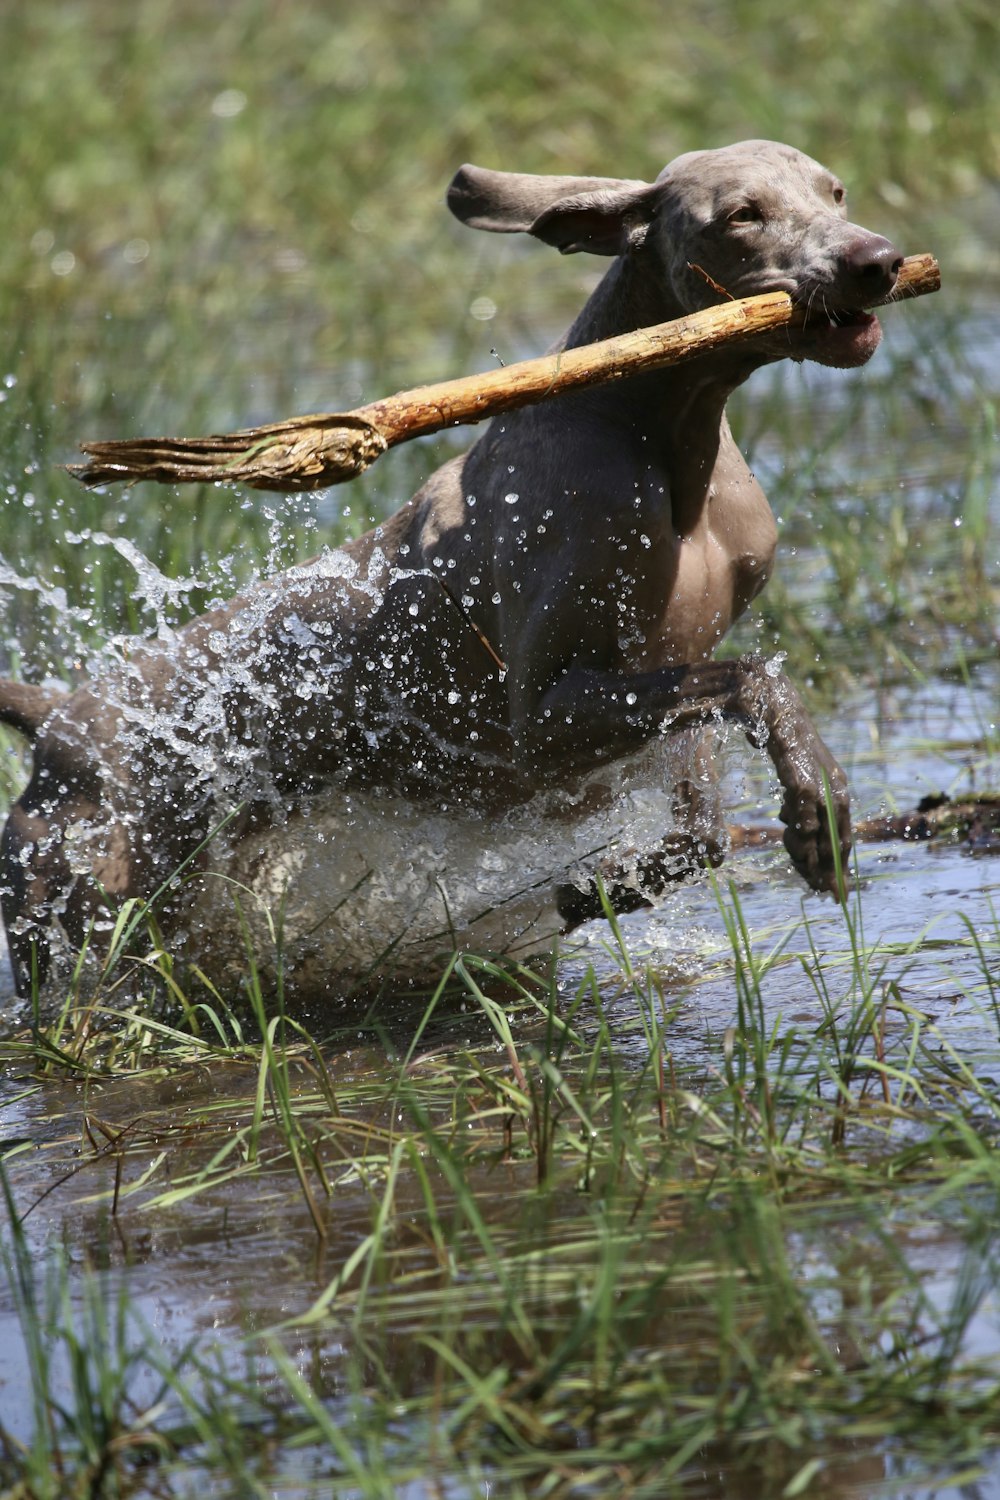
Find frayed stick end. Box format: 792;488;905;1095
68;414;387;494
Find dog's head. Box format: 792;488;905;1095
448;140;903;369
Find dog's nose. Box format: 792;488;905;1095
843;235;904;298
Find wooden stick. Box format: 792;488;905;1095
70;253;940;495
730;792;1000;852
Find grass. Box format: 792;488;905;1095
0;1186;198;1499
2;870;1000;1495
1;0;999;678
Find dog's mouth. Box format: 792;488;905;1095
824;305;878;329
791;302;883;368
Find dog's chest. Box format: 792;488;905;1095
619;464;777;667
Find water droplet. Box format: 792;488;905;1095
211;88;247;118
504;492;519;505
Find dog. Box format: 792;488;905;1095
0;140;904;997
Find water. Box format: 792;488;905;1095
0;666;997;1493
563;674;1000;1061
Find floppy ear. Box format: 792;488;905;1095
448;164;658;256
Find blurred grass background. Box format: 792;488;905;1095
1;0;998;677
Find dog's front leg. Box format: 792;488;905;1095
520;653;851;895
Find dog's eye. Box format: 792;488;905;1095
832;184;846;206
727;204;762;226
728;205;767;228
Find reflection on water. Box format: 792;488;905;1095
561;672;1000;1064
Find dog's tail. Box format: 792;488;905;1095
0;679;64;740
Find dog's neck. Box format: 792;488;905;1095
559;250;777;436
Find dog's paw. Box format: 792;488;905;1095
778;758;852;896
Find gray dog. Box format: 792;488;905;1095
0;140;903;996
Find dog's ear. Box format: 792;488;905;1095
448;164;657;256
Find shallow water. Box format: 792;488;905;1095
1;665;998;1494
579;673;1000;1060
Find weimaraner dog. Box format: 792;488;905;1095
0;140;903;996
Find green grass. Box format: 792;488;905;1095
3;877;1000;1495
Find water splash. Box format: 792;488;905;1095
188;736;698;994
2;528;722;998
